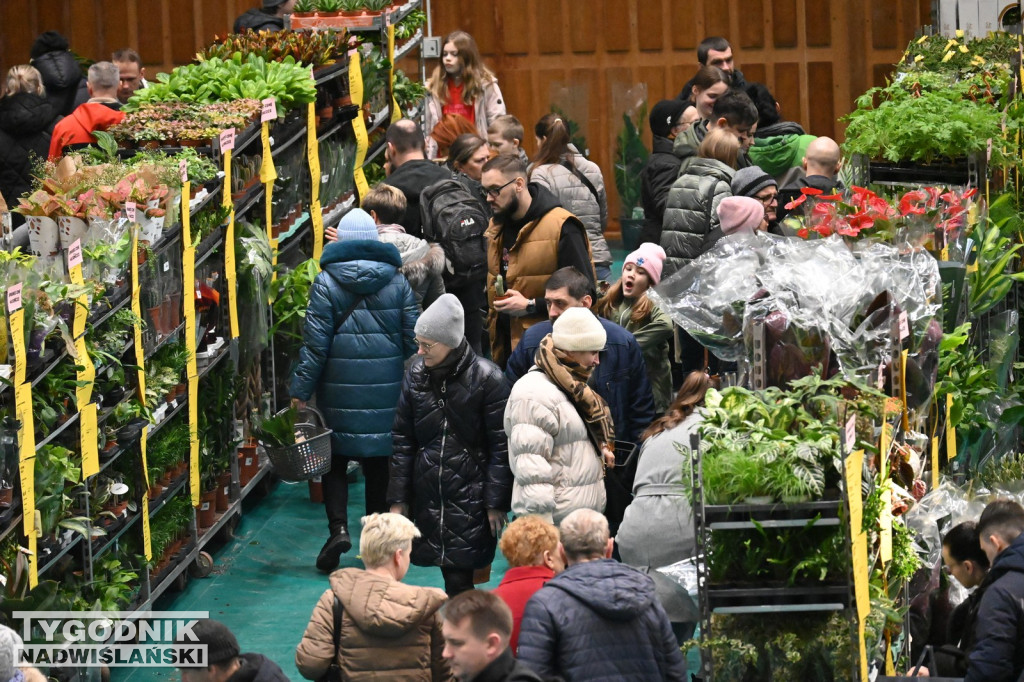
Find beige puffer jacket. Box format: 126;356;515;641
530;147;611;268
504;369;607;524
295;568;452;681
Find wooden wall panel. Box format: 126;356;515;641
773;0;800;48
806;2;833;47
738;2;766;50
636;1;664;52
671;4;698;50
604;2;633;53
569;2;598;53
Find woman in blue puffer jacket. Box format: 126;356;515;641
291;209;419;573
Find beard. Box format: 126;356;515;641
492;195;520;224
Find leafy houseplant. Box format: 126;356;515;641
613;103;649;250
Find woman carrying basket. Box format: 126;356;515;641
388;294;513;596
291;209;419;573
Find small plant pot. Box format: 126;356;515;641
198;490;218;528
781;494;811;504
308;478;323;503
0;485;13;508
159;471;173;487
743;496;774;505
238;444;258;487
26;216;60;256
147;306;165;336
216;472;232;512
148;483;165;499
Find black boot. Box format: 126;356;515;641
316;526;352;572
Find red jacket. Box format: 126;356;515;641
491;565;554;654
48;102;124;159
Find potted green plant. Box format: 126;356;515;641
614;103;649;251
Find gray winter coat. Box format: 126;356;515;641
530;147;611;268
617;412;701;569
660;156;734;280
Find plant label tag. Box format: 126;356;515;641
67;239;83;269
877;361;886;389
321;173;330;184
6;283;22;313
1;212;10;235
348;48;358;57
261;97;278;122
987;138;993;162
125;201;137;222
898;311;910;341
220;128;236;153
163;260;170;272
179;160;188;183
845;415;856;454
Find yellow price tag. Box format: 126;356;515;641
931;437;940;490
140;425;151;559
307;103;325;261
224;208;239;340
80;403;99;479
183;246;198;379
131;230;146;398
141;499;152;562
15;379;37;589
9;308;25;386
189;377;200;507
880;486;893;565
945;393;957;463
899;349;909;431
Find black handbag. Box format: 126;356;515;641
317;596;343;682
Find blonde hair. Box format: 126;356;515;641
698;127;740;169
5;65;45;97
361;184;407;225
499;516;559;567
427;31;496;105
359;513;420;568
487;115;524;143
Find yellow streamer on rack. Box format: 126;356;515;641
261;122;279;279
388;21;400;124
945;393;957;464
14;367;37;587
349;51;370;201
70;255;99;479
140;425;151;560
899;349;909;432
131;229;146;409
182;180;192;250
845;449;869;681
10;304;24;386
880;486;893;565
307;103;325;262
222;150;239;340
182;186;200;508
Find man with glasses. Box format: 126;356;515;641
730;166;779;232
480;154;596;368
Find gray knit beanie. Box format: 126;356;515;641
0;625;23;680
414;294;464;349
731;166;776;198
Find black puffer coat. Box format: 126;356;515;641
638;135;683;245
0;93;58;216
31;49;83;117
388;340;512;569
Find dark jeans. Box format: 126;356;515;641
323;455;390;534
441;567;475;596
447;280;486;355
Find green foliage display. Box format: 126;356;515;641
613;104;649;219
251;406;298;448
967;194;1024;316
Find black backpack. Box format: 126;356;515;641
419;177;489;290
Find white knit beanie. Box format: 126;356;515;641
414;293;464;348
0;625;23;680
552;308;606;351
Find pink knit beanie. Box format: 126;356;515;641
717;196;764;236
624;242;667;285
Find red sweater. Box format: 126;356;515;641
49;102;124;159
491;565;554;654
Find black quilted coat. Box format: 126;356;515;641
388;340;512;569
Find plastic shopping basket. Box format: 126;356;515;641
261;407;333;482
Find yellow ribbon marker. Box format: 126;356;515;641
14;381;37;587
68;241;100;478
845;448;869;681
349;51;370;201
131;229;146;403
899;349;910;432
139;425;151;559
306;102;325;261
388;19;400;123
260;99;280;278
189;378;200;507
945;393;957;464
221;130;240;340
880;485;893;565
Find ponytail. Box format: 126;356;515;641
531;113;572;170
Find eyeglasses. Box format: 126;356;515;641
480;178;516;199
755;192;778;205
415;339;438;351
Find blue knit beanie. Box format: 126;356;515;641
336;209;379;242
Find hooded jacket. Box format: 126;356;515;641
31;48;82;117
517;559;686;681
233;8;285;32
290;240;419;458
378;226;447;309
504;317;655;444
48;102;125;159
0;93;58;213
389;341;512;569
384;159;453;238
530;146;611;267
639;135;683;246
295;568;450;681
965;532;1024;682
504;368;607;524
661;154;735;279
226;653;289;682
473;649;548;682
747;126;816;180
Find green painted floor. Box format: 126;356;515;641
114;476;510;681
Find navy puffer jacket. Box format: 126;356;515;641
388;341;512;568
290;240;419;458
518;559;686;681
966;531;1024;682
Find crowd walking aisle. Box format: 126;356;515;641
112;477;510;681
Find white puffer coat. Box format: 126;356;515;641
530;147;611;268
504;368;607;524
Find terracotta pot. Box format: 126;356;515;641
148;483;165;499
147;306;164;336
0;485;13;508
308;478;323;503
198;489;217;528
216;471;232;512
238;443;259;487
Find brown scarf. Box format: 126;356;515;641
535;334;616;458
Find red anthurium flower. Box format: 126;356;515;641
837;225;861;237
784;195;807;210
801;187;823;196
819;194;843;201
796;227;809;239
939;191;959;204
849;212;876;231
963;188;978;199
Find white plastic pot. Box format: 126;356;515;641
139;215;165;245
58;216;88;250
26;216;59;256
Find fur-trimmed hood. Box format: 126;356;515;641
380;233;447;289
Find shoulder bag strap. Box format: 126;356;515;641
560;159;601;206
323;271;368;334
332;595;342;651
